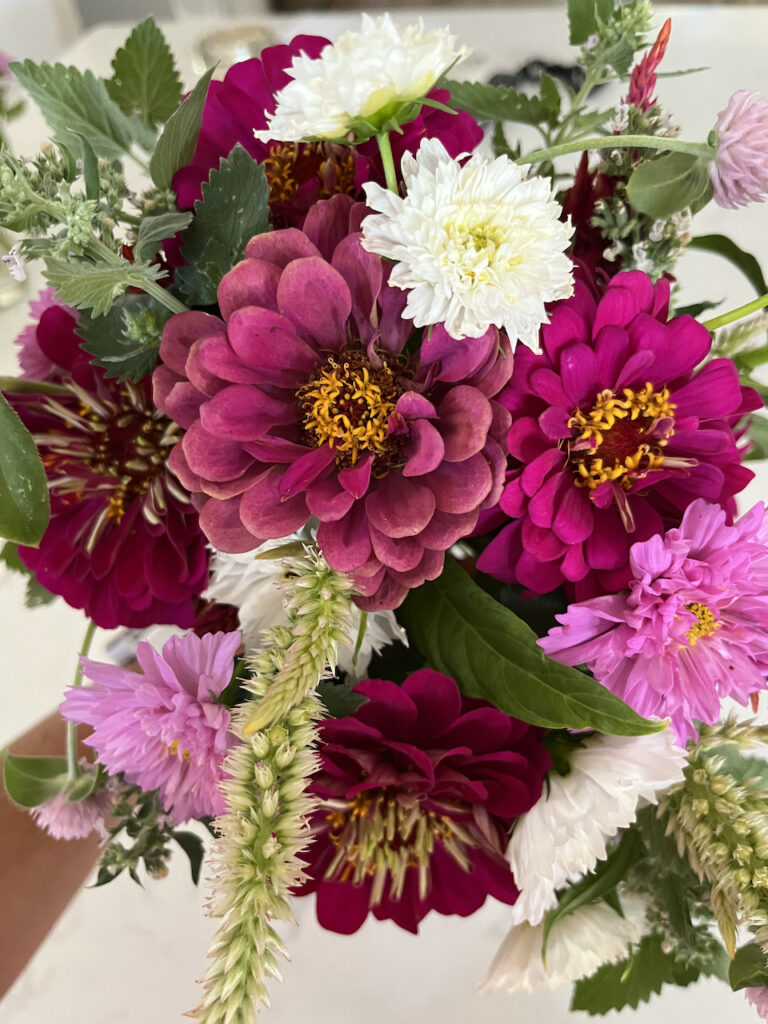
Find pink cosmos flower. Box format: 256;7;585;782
539;500;768;745
294;669;551;934
153;195;512;611
8;294;209;629
29;784;113;841
710;90;768;209
61;630;240;822
746;987;768;1021
476;270;760;599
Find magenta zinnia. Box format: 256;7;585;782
539;499;768;744
8;295;209;629
61;630;240;822
153;195;512;610
476;270;760;598
293;669;551;934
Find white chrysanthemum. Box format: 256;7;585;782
480;897;648;995
361;138;574;342
255;14;466;142
507;730;686;926
205;540;406;681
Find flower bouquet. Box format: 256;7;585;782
3;2;768;1020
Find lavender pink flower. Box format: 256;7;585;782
476;270;760;599
746;987;768;1022
29;784;113;841
153;195;512;611
710;90;768;209
61;630;240;822
539;499;768;744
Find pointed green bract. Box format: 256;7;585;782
149;66;215;189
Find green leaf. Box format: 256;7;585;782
626;151;713;219
688;234;768;297
571;933;700;1014
399;558;662;735
133;210;193;263
0;541;57;606
317;680;368;719
172;830;205;885
539;73;562;121
3;752;69;807
567;0;611;45
730;943;768;991
69;131;101;202
67;770;100;802
175;143;270;306
0;376;69;396
43;256;164;319
106;18;182;128
149;65;215;189
674;299;721;319
10;59;154;159
744;415;768;462
0;392;50;546
444;79;551;128
542;830;642;958
77;292;172;380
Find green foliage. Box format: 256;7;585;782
399;558;661;735
444;79;552;128
43;255;164;318
95;784;189;886
0;541;57;607
70;131;100;201
570;934;701;1014
0;393;50;546
2;753;69;807
175;143;270;306
133;210;192;262
149;65;215;190
317;680;368;719
76;292;173;380
688;234;768;297
10;60;154;160
106;18;182;128
627;151;713;219
172;830;206;885
567;0;612;45
744;416;768;461
730;943;768;992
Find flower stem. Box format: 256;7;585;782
65;619;97;782
376;131;399;193
702;291;768;332
518;134;713;166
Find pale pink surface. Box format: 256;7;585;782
711;90;768;208
746;988;768;1021
29;786;113;841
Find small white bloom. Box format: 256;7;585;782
361;137;574;343
205;539;406;681
602;239;624;262
480;897;647;995
671;207;692;244
631;240;655;274
610;102;630;134
255;14;466;142
506;730;686;926
1;246;26;281
649;218;667;243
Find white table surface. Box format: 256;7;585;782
1;6;768;1023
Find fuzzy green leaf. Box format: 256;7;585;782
69;131;101;201
626;151;713;219
172;830;205;885
43;256;164;319
688;234;768;297
0;393;50;546
730;943;768;992
106;18;182;128
444;79;551;128
3;753;69;807
317;680;368;719
76;292;172;380
133;210;193;263
149;65;215;189
10;59;154;159
175;143;270;306
399;558;662;735
568;0;612;45
539;73;562;120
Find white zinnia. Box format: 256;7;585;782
507;729;686;926
255;14;466;142
480;897;648;995
205;540;406;681
361;137;575;342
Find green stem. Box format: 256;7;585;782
519;134;712;166
87;235;189;315
376;132;399;194
702;291;768;332
66;619;97;782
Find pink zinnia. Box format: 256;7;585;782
539;499;768;745
29;785;113;841
476;270;760;599
710;90;768;209
153;195;512;611
295;669;551;934
60;630;240;822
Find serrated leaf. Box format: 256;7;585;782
10;59;154;159
43;256;164;319
568;0;611;45
317;680;368;719
175;143;270;306
106;18;182;128
0;540;57;606
150;65;215;190
730;943;768;992
539;73;562;120
626;151;713;219
172;830;205;885
444;79;551;128
76;292;172;380
3;752;69;807
688;234;768;297
133;210;193;263
0;392;50;546
399;558;662;735
570;933;700;1014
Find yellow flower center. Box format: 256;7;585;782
685;601;719;646
168;740;191;761
568;382;676;492
263;141;356;210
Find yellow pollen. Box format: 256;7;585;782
684;602;719;646
168;740;191;761
106;489;127;523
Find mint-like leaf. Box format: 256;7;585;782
0;541;57;607
445;79;552;128
688;234;768;297
0;393;50;547
627;151;713;220
133;210;193;263
76;292;172;381
43;256;165;319
107;17;182;128
149;65;215;190
730;943;768;992
3;753;69;808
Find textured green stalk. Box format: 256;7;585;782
702;291;768;332
192;549;353;1024
519;134;712;167
65;618;97;782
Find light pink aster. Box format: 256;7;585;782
710;90;768;209
746;987;768;1021
60;630;240;822
539;499;768;744
29;785;113;841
